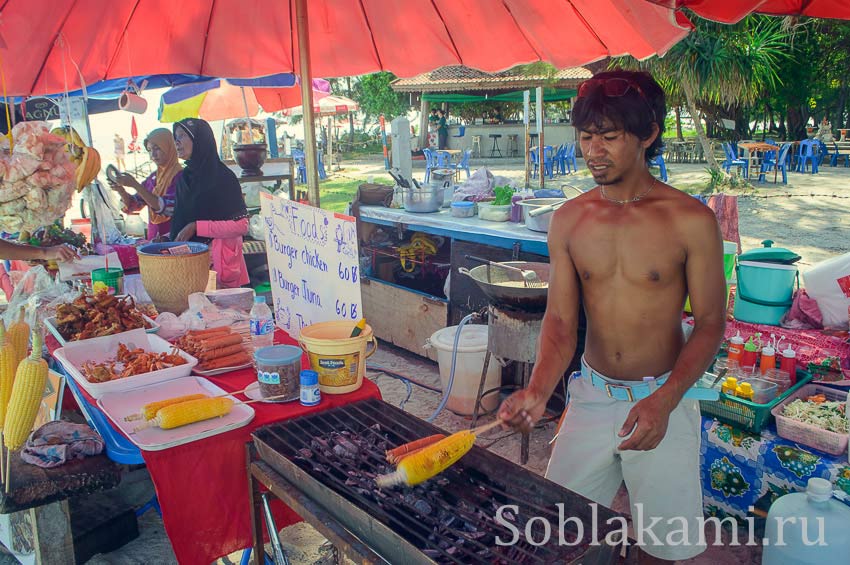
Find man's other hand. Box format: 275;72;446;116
617;393;675;451
498;388;547;434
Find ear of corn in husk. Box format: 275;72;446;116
7;307;29;366
4;329;48;451
0;322;20;433
376;429;477;488
134;397;233;431
124;393;210;422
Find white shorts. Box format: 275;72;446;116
545;362;706;561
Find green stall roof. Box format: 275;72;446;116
422;88;576;104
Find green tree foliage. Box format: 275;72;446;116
353;72;411;122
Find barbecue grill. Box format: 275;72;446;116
253;398;624;564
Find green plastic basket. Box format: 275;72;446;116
699;370;814;433
91;267;124;295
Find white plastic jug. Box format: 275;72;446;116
762;478;850;564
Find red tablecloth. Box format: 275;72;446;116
48;329;381;565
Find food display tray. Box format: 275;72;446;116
52;329;197;399
44;314;160;346
97;376;255;451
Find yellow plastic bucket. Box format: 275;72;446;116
298;320;377;394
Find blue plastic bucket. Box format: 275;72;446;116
733;260;798;325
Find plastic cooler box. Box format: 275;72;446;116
733;261;798;325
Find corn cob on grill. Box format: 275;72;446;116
4;330;48;451
7;307;29;366
124;393;210;422
376;429;477;488
0;323;20;432
135;397;233;431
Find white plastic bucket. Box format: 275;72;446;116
426;325;500;416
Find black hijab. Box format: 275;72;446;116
170;118;247;240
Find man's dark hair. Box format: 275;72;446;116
572;70;666;163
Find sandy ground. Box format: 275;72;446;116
10;156;845;564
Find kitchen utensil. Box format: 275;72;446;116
465;255;545;288
404;185;444;213
518;198;568;232
458;261;550;311
526;198;568;218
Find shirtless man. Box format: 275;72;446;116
499;70;726;563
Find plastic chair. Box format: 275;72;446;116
291;149;307;183
795;139;819;174
530;147;555;179
721;142;749;178
649;154;668;182
316;149;327;180
758;143;791;184
830;142;850;167
553;144;567;175
422;148;436;183
452;149;473;179
563;143;577;173
434;150;452;168
59;369;161;518
452;125;465;139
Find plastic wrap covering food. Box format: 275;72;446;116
0;122;77;233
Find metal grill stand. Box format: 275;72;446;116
471;304;544;464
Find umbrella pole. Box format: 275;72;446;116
536;87;544;190
327;116;333;174
524;90;530;189
295;0;320;207
240;87;252;141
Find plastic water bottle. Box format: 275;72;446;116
250;296;274;351
762;478;850;564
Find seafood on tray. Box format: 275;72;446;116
81;343;188;383
55;290;152;341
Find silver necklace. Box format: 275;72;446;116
599;178;657;205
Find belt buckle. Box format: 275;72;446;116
604;382;635;402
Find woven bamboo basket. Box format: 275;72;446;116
137;242;210;313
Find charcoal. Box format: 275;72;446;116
413;499;432;515
345;478;358;487
440;515;456;528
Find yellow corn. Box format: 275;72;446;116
7;307;29;366
376;430;476;488
4;330;48;451
0;322;20;432
124;393;210;422
138;397;233;431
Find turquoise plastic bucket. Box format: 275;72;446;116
733;260;798;325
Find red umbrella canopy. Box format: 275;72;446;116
647;0;850;23
1;0;691;96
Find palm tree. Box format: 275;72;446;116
614;15;791;172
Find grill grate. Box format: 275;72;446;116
253;398;623;564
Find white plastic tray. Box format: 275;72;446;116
44;314;160;346
53;329;197;399
193;361;254;377
97;376;255;451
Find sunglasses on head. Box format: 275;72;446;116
578;77;657;121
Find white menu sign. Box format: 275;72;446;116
260;191;362;338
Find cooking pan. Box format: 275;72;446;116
458;261;550;311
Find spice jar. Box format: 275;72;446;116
254;345;302;401
300;370;321;406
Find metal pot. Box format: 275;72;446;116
517;198;568;233
404;185;444;213
459;261;550;311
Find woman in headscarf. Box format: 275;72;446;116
109;128;182;240
170;118;249;289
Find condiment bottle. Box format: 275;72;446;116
721;377;739;396
740;335;760;371
727;331;744;366
300;370;321;407
736;382;754;401
760;334;777;375
780;344;797;384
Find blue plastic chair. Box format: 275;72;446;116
316;149;327;180
722;142;749;177
452;125;465;139
530;147;555;179
758;143;792;184
649;154;668;182
434;150;452;168
452;149;473;179
795;139;819;174
553;144;567;175
564;143;577;173
60;369;161;518
422;148;436;183
291;149;307;183
829;142;850;167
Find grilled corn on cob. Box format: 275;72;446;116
4;330;48;451
134;397;233;431
376;430;476;488
0;323;19;432
7;307;29;366
124;393;211;422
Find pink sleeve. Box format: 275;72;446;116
196;218;249;239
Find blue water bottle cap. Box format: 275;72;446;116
300;370;318;386
254;295;266;303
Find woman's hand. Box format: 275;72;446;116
41;244;80;263
115;173;142;191
175;222;197;242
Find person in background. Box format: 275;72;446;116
113;133;126;171
436;109;448;150
499;70;726;563
428;108;439;130
171;118;249;289
108;128;183;241
0;239;79;262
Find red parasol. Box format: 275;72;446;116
127;115;139;152
646;0;850;24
